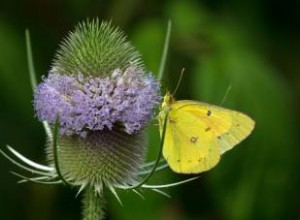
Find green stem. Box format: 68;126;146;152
157;20;171;81
82;188;105;220
25;29;37;91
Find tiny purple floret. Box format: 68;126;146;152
34;67;160;136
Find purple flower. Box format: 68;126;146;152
34;66;160;136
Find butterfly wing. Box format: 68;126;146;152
171;100;255;154
163;103;221;174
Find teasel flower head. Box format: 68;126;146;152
31;20;162;192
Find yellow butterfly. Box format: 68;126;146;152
158;92;255;174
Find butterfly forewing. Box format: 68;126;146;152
172;100;255;154
215;111;255;153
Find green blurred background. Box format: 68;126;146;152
1;0;299;219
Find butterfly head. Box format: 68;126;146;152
162;91;175;109
158;92;175;133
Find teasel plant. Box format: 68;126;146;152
0;19;199;220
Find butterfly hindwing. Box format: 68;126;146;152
163;103;221;174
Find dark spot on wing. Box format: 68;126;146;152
205;127;211;132
217;136;221;140
190;136;198;144
169;118;176;123
177;159;181;163
207;110;211;116
236;123;240;127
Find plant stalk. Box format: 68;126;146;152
82;188;105;220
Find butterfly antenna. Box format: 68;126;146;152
220;84;232;106
173;68;185;96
